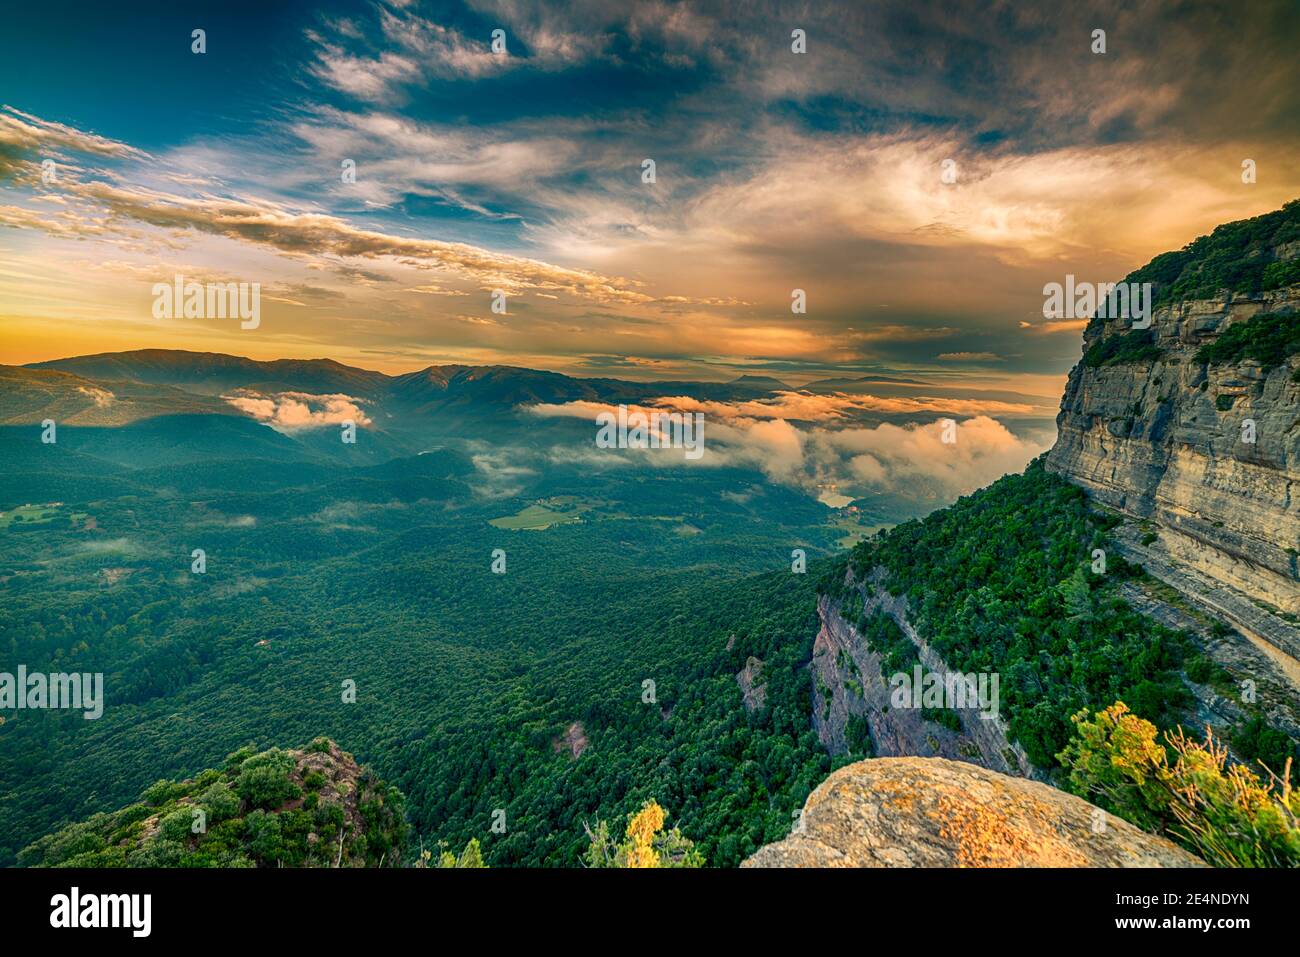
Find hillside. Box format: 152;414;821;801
17;738;407;867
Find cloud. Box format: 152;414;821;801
75;385;114;407
12;172;651;304
222;390;372;431
646;390;1036;421
0;105;145;182
305;6;608;105
3;1;1298;383
819;416;1048;502
526;396;1046;502
1020;319;1090;334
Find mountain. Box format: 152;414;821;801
29;350;392;398
5;203;1299;870
26;351;793;414
0;366;232;426
14;352;802;446
802;374;928;390
727;374;791;391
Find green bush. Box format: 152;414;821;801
199;782;241;822
237;750;300;810
158;808;196;843
1124;200;1300;308
1060;702;1300;867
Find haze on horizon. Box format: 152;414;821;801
1;0;1298;398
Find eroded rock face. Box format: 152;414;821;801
1045;289;1300;615
811;567;1037;779
742;757;1205;868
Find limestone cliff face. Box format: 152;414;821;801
743;758;1205;868
1046;288;1300;617
810;566;1039;779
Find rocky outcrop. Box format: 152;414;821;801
553;721;588;759
737;656;767;712
742;758;1205;868
811;567;1038;778
1045;288;1300;624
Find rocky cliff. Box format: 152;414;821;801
743;758;1205;868
1046;287;1299;621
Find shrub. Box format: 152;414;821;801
198;782;241;822
1233;716;1298;783
158;808;196;843
1197;311;1300;371
582;800;704;868
1059;702;1300;866
141;779;183;806
1184;653;1230;686
237;750;300;810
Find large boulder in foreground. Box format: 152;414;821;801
743;757;1205;868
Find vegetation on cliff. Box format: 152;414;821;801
1123;199;1300;309
831;458;1296;785
1082;328;1163;368
834;460;1193;769
18;738;407;867
1194;309;1300;373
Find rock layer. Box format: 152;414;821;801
1045;289;1300;618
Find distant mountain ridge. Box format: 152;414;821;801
27;349;792;404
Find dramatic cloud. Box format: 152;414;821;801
2;0;1297;384
39;180;649;304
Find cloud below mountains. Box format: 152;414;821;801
528;395;1048;503
222;390;372;432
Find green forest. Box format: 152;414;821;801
8;447;1295;866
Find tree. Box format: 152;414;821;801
583;800;704;868
421;837;486;868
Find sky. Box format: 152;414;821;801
1;0;1298;392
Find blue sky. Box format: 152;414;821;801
1;0;1298;392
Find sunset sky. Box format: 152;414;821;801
1;0;1297;391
